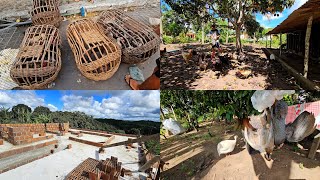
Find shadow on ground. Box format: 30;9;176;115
161;43;302;90
160;122;320;180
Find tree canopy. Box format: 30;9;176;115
0;105;160;136
161;90;319;131
164;0;295;51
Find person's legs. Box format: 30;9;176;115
125;75;140;90
138;74;160;90
125;74;160;90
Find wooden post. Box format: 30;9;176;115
280;33;282;56
270;34;272;48
201;22;205;44
266;36;267;48
308;137;320;159
304;15;313;78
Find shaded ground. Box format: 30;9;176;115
266;48;320;86
160;122;320;180
160;43;301;90
0;7;159;90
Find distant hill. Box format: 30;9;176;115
95;119;161;135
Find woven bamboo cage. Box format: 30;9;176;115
67;19;121;81
30;0;62;27
97;10;160;64
10;25;61;89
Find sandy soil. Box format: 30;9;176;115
160;122;320;180
160;43;301;90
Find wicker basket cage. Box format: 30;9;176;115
98;10;160;64
67;19;121;81
31;0;62;27
10;25;62;89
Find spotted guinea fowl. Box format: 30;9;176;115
271;100;288;148
243;108;275;161
217;135;238;156
286;111;316;142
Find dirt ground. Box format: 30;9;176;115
160;122;320;180
160;43;301;90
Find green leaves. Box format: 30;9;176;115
161;90;260;124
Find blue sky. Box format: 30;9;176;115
161;0;307;28
0;90;160;121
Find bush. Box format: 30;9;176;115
163;35;174;44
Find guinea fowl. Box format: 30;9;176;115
286;111;316;142
243;108;275;161
271;100;288;147
217;135;238;156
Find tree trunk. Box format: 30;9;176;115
201;22;205;44
304;16;313;78
170;105;177;121
226;30;229;44
160;107;165;120
235;26;242;52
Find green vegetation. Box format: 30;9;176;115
161;90;320;133
163;0;294;51
0;104;160;136
145;140;161;155
96;119;161;135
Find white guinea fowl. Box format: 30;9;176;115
217;135;238;156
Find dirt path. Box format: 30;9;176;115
160;122;320;180
160;43;301;90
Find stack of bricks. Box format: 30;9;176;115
8;126;33;145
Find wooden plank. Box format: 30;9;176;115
264;48;320;90
138;155;160;172
102;134;159;148
308;137;320;159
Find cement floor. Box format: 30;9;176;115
52;18;159;90
1;7;160;90
0;132;146;180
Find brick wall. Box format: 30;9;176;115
46;123;69;132
0;123;69;145
0;124;45;138
7;126;33;145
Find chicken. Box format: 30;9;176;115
270;100;288;147
217;135;238;156
243;108;275;161
198;52;208;71
286;111;316;142
182;49;196;64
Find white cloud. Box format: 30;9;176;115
0;90;160;121
61;91;160;121
0;91;45;109
262;13;283;21
47;104;58;112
